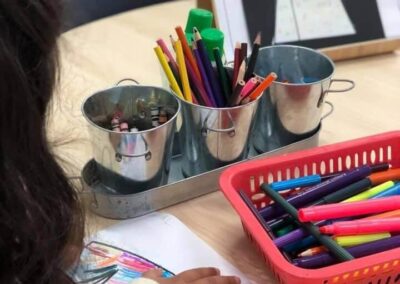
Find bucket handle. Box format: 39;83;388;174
321;101;334;120
318;79;355;107
327;79;355;93
202;111;236;137
115;78;140;86
115;136;152;161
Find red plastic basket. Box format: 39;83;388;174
220;131;400;284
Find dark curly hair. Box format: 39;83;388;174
0;1;84;283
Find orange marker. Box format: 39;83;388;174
175;26;201;81
248;72;277;100
369;168;400;185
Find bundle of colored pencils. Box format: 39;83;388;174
154;27;276;108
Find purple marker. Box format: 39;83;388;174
259;166;372;220
274;217;352;248
292;235;400;269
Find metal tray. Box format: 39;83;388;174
79;124;321;219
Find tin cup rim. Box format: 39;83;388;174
255;44;336;87
81;85;181;134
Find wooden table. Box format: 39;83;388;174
55;1;400;283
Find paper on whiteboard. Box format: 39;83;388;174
377;0;400;38
213;0;250;62
92;213;251;283
275;0;356;43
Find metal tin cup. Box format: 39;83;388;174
82;80;180;194
252;45;355;153
178;95;260;177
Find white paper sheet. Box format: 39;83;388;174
92;213;251;283
213;0;250;62
377;0;400;38
275;0;356;43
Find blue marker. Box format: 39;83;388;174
270;175;321;191
372;182;400;199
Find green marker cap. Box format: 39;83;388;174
200;28;224;61
185;8;213;34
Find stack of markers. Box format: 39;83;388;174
154;27;276;108
241;163;400;269
109;107;169;132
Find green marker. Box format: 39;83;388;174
343;180;395;202
185;8;213;44
201;28;225;62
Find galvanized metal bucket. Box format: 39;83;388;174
252;45;355;153
178;96;260;177
81;80;180;194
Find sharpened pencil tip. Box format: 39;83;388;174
254;32;262;45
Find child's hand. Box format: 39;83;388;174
142;267;241;284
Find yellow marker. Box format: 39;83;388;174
154;46;184;100
174;40;193;103
343;181;395;202
334;233;391;247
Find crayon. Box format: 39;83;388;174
298;196;400;222
259;166;372;220
262;184;354;262
320;218;400;235
292;235;400;268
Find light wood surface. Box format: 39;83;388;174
54;1;400;283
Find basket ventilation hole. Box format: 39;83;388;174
371;150;377;164
363;151;368;164
268;173;274;183
251;193;265;201
395;273;400;282
379;147;384;162
337;157;343;172
303;164;309;176
387;146;392;161
286;168;291;180
294;167;300;178
250;176;255;193
320;161;326;175
312;162;317;174
354;153;359;167
329;159;334;173
258;175;264;186
277;170;282;182
385;276;391;284
346;155;352;169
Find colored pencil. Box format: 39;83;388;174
194;28;224;107
298;196;400;222
248;72;277;101
232;42;241;88
156;38;178;71
229;80;245;106
240;42;248;64
175;26;201;81
238;78;258;104
235;60;246;87
154;46;184;100
244;32;261;81
174;40;193;103
193;42;217;107
213;47;231;102
292;235;400;269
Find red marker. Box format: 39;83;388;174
298;196;400;222
320;218;400;235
